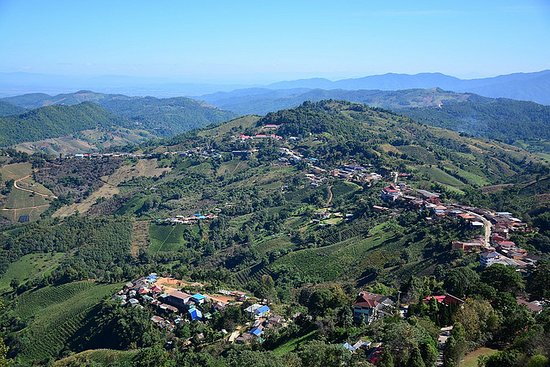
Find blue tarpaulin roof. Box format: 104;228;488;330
192;293;206;301
188;308;203;320
255;305;270;315
249;327;263;336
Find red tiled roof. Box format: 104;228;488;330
353;292;385;308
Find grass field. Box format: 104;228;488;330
253;234;294;255
217;159;250;177
131;220;150;256
273;330;318;356
149;222;187;253
0;253;64;292
15;281;120;361
54;349;138;366
0;162;32;182
460;347;498;367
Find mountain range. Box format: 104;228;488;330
2;70;550;105
265;70;550;105
0;91;235;152
200;87;550;149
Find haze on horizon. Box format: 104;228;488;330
1;0;550;85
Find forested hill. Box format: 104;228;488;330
1;90;236;137
0;101;26;117
200;88;550;148
0;102;129;146
401;96;550;145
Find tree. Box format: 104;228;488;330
443;323;467;367
297;341;351;367
0;338;9;367
9;279;19;291
527;260;550;299
526;355;549;367
481;264;525;295
408;347;426;367
444;267;480;297
453;299;500;345
302;285;349;317
133;345;174;367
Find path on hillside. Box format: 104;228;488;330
13;175;58;199
463;210;492;246
326;185;333;206
155;224;177;254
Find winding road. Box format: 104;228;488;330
13;175;58;199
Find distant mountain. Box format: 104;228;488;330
1;90;236;137
267;70;550;105
3;70;550;104
200;87;550;148
0;100;26;116
200;87;469;115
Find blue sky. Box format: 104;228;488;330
1;0;549;83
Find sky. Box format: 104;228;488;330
1;0;550;83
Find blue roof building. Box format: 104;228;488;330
255;305;270;316
192;293;206;303
249;327;263;336
146;273;158;282
188;307;203;321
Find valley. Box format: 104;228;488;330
0;100;548;366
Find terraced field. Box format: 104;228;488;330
270;222;396;282
417;166;467;189
15;281;120;361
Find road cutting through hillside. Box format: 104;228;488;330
13;175;58;199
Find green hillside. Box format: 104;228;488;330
201;88;550;149
0;100;548;366
0;101;26;116
0;102;129;146
1;90;236;142
14;281;120;362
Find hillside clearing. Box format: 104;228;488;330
0;253;64;292
54;159;171;217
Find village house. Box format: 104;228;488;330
352;292;395;323
452;238;484;252
423;294;465;307
380;185;401;202
162;290;192;310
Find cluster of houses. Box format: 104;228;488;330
378;179;537;271
162;212;218;225
331;165;383;184
457;210;535;269
113;274;283;345
71;148;222;160
347;290;466;364
311;208;352;226
239;133;283;141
